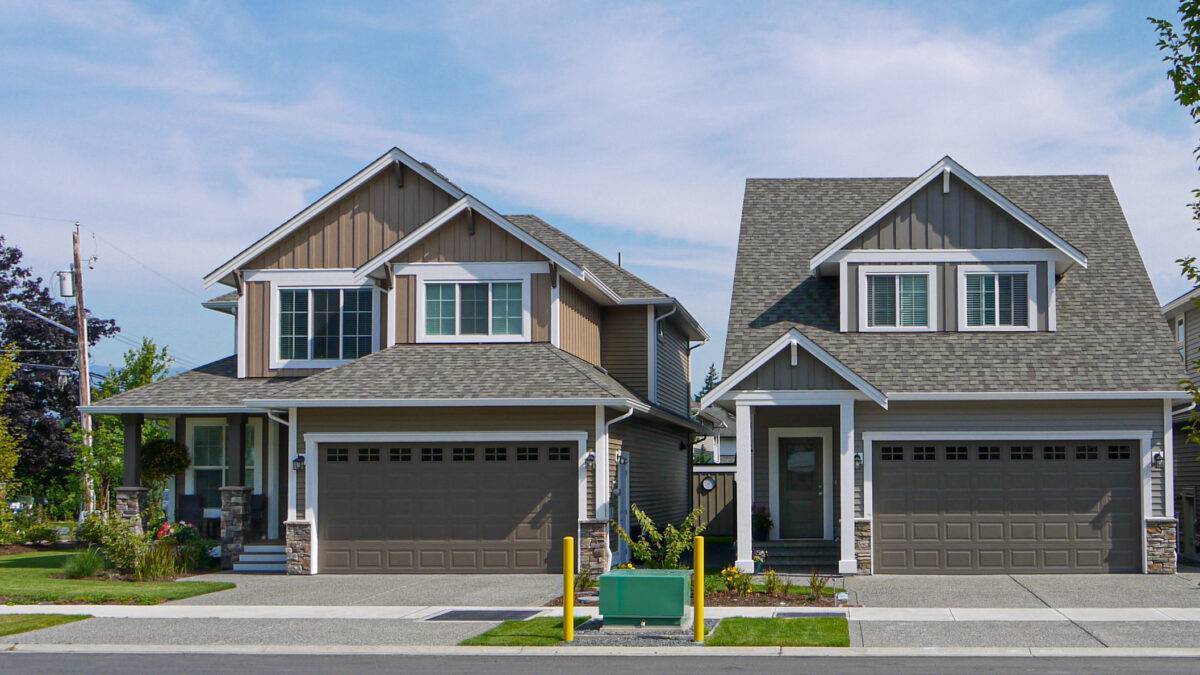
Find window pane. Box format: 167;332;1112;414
194;469;224;509
312;289;340;359
999;273;1028;326
425;283;456;335
867;275;896;327
965;274;996;326
279;289;309;359
341;288;373;358
491;282;522;335
898;275;927;327
192;426;225;467
459;283;488;335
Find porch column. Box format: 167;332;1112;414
172;416;186;523
220;413;250;569
115;414;149;534
735;402;755;572
838;401;857;574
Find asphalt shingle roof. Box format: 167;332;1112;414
252;343;645;402
724;175;1186;393
506;215;667;300
88;356;300;408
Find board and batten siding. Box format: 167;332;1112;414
850;174;1052;250
531;273;551;342
601;306;649;399
733;348;853;391
293;406;597;517
393;275;417;344
846;261;1049;332
852;400;1168;518
692;471;736;536
655;316;691;417
392;209;545;264
247;165;455;270
243;281;323;378
558;280;601;365
610;416;690;528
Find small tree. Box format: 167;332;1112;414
614;504;706;569
694;364;720;403
0;346;21;537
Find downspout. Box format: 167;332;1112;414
266;410;290;427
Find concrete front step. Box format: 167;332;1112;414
232;562;287;573
243;544;286;554
238;553;287;563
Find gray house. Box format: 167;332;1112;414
1163;287;1200;561
702;157;1187;575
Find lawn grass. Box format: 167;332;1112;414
0;551;234;605
0;614;89;636
703;573;839;597
459;616;589;647
706;617;850;647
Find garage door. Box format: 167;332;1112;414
318;442;578;573
873;440;1140;573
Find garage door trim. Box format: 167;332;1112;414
862;430;1155;573
301;431;589;574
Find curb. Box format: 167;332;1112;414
6;643;1200;657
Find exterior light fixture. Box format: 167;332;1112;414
616;452;630;466
1152;451;1164;468
584;452;595;470
292;454;306;472
854;452;864;469
700;476;717;492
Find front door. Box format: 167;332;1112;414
780;437;823;538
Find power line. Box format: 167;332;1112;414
0;210;77;224
82;226;202;298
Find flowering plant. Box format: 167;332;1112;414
753;549;768;563
154;520;201;543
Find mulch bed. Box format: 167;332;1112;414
704;590;836;607
0;543;82;556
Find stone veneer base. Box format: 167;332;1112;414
577;519;610;575
285;520;313;575
854;519;872;575
219;486;252;570
114;487;150;535
1146;518;1177;574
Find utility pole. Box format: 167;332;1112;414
72;224;94;514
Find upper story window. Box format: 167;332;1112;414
957;264;1036;332
277;287;375;364
1177;315;1187;360
858;265;936;332
424;281;523;337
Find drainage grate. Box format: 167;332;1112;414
425;610;539;622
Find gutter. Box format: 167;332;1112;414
266;410;290;427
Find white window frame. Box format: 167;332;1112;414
185;418;263;519
956;264;1038;332
268;280;381;370
409;262;540;343
1177;314;1187;360
857;264;938;332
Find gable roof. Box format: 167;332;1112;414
80;356;300;413
203;147;466;288
808;157;1088;271
1163;286;1200;317
723;174;1185;395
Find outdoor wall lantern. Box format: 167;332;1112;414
584;451;595;470
853;452;864;469
292;454;306;472
616;452;630;466
1152;451;1164;468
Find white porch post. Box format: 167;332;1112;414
838;401;857;574
735;402;755;572
286;407;298;522
594;406;610;521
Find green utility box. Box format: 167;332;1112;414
598;569;692;627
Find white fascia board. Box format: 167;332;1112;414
889;391;1191;401
1162;286;1200;316
808;156;1088;271
829;248;1072;265
80;406;257;415
203;148;466;288
242;397;650;410
353;195;585;283
698;328;888;409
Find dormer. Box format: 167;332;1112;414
809;157;1087;334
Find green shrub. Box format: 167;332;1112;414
75;512;107;545
613;504;706;569
135;540;180;581
763;568;783;596
99;517;148;573
807;569;832;602
62;547;107;579
153;521;215;572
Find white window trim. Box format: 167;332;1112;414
185;418;263;520
857;265;938;332
411;263;538;343
956;264;1038;332
269;282;382;370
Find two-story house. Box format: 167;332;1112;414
1163;288;1200;562
84;147;706;575
702;157;1187;575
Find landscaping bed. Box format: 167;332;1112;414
0;551;233;605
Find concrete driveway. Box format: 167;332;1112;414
173;573;561;607
844;569;1200;608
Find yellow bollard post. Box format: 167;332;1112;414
563;536;575;642
694;535;705;643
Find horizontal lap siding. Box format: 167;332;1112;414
853;400;1167;517
559;281;601;365
732;349;852;391
248;166;452;270
1176;424;1200;494
613;417;690;527
1185;307;1200;388
601;307;649;398
294;407;597;518
655;318;690;417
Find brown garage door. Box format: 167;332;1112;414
873;440;1140;574
318;442;577;573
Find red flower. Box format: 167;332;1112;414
156;522;171;539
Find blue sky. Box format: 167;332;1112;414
2;1;1197;382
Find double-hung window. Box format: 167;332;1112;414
958;265;1035;331
858;266;936;331
277;287;375;363
423;281;524;339
191;425;226;509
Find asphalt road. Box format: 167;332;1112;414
1;654;1199;674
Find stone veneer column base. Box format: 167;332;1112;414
854;519;872;574
1146;518;1177;574
577;519;610;575
219;486;252;570
285;521;312;575
114;487;150;535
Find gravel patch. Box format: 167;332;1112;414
566;618;718;647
